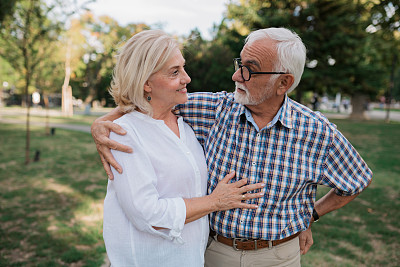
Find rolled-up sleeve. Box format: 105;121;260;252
322;128;373;196
109;123;186;243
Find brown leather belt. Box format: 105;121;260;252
216;232;300;250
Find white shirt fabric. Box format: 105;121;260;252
103;111;209;267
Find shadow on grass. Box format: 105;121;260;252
0;123;107;266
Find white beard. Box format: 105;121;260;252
234;82;273;106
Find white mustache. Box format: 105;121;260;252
235;82;248;92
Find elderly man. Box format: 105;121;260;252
92;28;372;267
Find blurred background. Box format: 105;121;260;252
0;0;399;266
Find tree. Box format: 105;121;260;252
367;1;400;121
70;13;150;112
222;0;395;119
0;0;18;24
0;0;64;164
183;28;235;93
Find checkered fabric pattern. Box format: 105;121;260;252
175;92;372;240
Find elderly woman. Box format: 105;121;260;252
102;30;264;267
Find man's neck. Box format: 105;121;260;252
245;96;285;130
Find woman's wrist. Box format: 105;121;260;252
205;194;219;212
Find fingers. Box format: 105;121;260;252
303;236;313;254
92;121;131;153
235;203;259;209
97;142;123;173
103;139;133;153
100;154;114;180
299;228;313;255
239;182;265;194
107;121;127;135
101;148;123;174
220;171;236;183
299;235;306;255
303;242;312;254
241;192;264;201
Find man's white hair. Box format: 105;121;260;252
245;28;306;93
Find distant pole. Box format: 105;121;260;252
386;54;397;123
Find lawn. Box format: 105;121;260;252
0;123;107;266
301;120;400;267
0;106;105;126
0;119;399;266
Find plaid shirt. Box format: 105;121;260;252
175;92;372;240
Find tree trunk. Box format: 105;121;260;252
62;39;73;117
24;76;31;165
350;92;369;120
43;94;50;136
24;0;34;165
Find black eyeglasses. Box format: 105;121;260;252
233;58;287;81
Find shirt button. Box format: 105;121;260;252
256;133;260;137
252;162;256;166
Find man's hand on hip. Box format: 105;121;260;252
299;227;313;255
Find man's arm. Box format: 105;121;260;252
314;185;368;218
91;107;132;179
299;181;370;255
93;92;225;179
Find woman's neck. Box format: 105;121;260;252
152;107;180;138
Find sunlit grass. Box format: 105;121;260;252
0;123;107;266
0;119;399;266
301;120;400;267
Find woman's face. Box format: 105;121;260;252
145;48;191;111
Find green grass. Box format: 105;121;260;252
0;123;107;266
1;112;98;126
301;120;400;267
0;119;399;266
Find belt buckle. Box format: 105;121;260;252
232;238;246;251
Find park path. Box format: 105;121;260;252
1;107;400;135
0;117;92;133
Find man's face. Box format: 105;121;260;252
232;39;279;106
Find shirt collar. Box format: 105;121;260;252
279;95;294;129
239;95;294;131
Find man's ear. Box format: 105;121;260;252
277;74;294;96
144;80;152;93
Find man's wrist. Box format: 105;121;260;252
312;208;320;222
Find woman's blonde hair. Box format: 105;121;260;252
109;30;179;115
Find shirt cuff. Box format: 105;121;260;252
149;197;186;244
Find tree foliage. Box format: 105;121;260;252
183;28;235;92
69;13;150;108
0;0;18;24
221;0;400;118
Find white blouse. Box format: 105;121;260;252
103;111;209;267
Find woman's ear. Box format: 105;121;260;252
144;80;152;93
277;74;294;96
